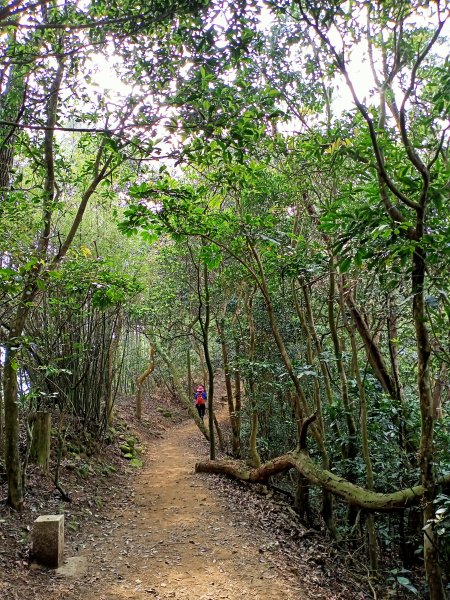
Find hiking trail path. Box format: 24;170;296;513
21;415;365;600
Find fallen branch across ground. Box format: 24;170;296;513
196;450;450;512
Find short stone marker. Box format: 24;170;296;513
32;514;64;568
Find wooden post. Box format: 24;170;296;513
30;412;51;474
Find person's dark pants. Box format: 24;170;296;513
196;403;206;420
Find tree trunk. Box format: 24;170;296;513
3;343;23;509
329;263;358;467
135;344;156;420
218;319;240;456
432;362;446;420
243;286;260;468
233;341;242;457
213;414;225;452
345;292;397;398
0;357;3;455
413;234;445;599
186;348;193;404
198;260;215;460
107;311;122;426
294;472;310;520
248;398;260;468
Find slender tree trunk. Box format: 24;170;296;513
218;319;240;456
0;357;4;455
290;391;310;518
233;340;242;456
431;362;446;421
135;344;156;420
4;335;23;508
248;397;260;468
198;261;215;460
243;286;260;468
329;261;358;467
413;231;445;599
107;311;122;426
186;348;193;403
345;304;378;571
213;414;224;451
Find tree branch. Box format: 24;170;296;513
196;453;450;512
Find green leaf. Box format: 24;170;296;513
339;256;352;273
396;577;418;594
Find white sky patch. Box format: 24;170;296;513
77;2;449;160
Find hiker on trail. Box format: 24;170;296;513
194;385;207;421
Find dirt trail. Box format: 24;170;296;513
67;418;304;600
13;414;363;600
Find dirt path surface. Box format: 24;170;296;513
86;422;303;600
3;414;367;600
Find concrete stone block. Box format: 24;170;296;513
32;514;64;568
